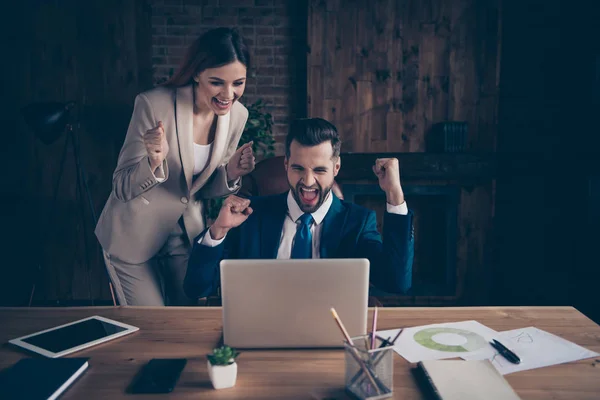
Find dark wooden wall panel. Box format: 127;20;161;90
307;0;501;153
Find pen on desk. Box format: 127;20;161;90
330;308;382;394
490;339;521;364
371;306;378;349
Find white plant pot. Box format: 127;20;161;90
207;360;237;389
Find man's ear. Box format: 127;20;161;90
333;157;341;177
284;157;289;171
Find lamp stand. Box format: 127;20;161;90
29;124;117;306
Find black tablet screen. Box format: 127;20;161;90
22;318;128;353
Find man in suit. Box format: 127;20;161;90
184;118;414;300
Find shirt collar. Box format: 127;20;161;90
286;189;333;226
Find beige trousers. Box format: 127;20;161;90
102;218;195;306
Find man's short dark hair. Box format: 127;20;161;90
285;118;341;159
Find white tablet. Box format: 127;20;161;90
8;315;139;358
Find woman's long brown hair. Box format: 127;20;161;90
163;27;251;87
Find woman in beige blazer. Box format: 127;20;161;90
95;28;255;306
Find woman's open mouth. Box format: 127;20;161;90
212;97;232;110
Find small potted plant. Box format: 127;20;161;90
207;345;240;389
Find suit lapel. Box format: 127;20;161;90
320;194;346;258
260;193;287;258
191;107;231;194
175;85;194;190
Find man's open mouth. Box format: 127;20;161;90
299;187;319;203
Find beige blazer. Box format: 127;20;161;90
95;84;248;264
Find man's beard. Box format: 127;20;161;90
289;180;333;214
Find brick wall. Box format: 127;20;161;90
150;0;307;154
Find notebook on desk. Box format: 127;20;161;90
413;360;521;400
220;258;369;348
0;357;89;400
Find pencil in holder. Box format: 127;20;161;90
344;335;394;400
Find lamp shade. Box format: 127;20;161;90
21;101;76;145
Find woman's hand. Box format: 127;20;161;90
226;141;255;181
144;121;169;171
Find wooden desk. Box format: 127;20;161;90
1;306;599;399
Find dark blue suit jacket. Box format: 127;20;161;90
184;193;414;299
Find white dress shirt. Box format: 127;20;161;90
152;141;213;182
192;142;213;175
200;190;409;258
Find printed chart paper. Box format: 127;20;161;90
377;320;500;363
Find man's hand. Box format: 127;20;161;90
226;141;256;181
144;121;169;172
372;158;405;206
209;195;253;240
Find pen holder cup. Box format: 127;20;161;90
344;335;394;400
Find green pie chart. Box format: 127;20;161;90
413;327;488;352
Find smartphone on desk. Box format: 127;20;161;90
127;358;187;394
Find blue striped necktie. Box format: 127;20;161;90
291;213;313;259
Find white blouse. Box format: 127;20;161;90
193;142;213;175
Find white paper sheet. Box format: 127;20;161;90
376;320;501;363
461;326;600;375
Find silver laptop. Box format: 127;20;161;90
220;258;370;349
